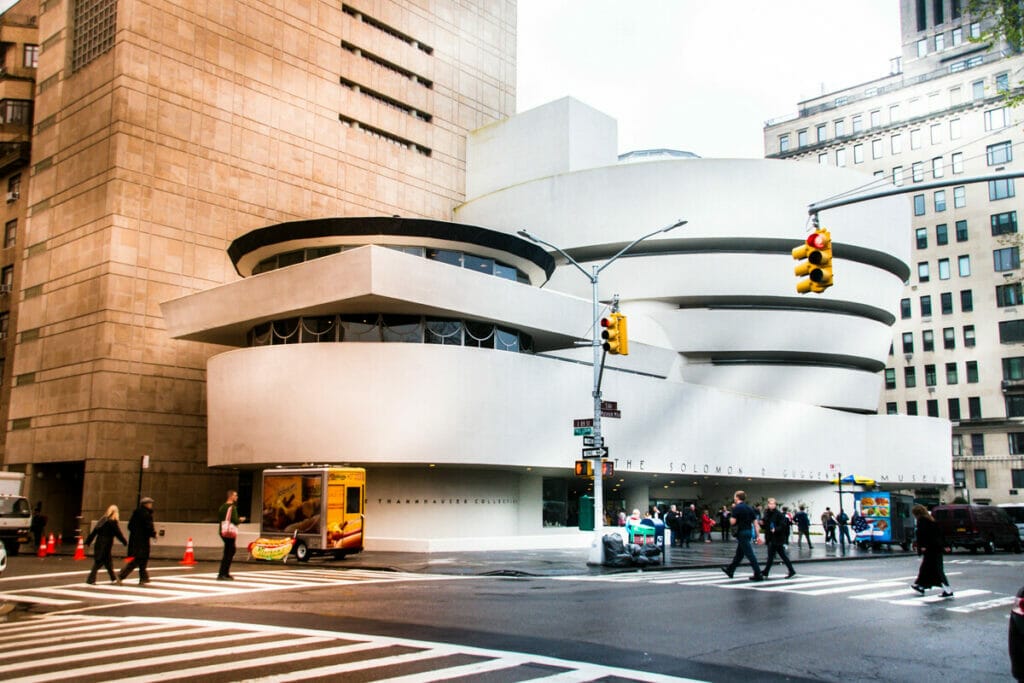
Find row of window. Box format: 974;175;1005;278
915;220;970;249
884;394;980;419
915;0;966;33
252;245;530;284
899;291;973;318
916;20;981;57
247;314;535;353
895;325;976;354
885;360;979;390
914;255;972;282
954;468;1024;488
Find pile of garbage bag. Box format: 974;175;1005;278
603;533;661;567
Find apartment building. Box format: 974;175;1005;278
765;0;1024;504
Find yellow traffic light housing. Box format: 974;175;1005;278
792;228;834;294
601;312;629;355
574;460;593;477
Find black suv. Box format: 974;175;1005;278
932;504;1022;553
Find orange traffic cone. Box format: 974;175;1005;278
180;537;196;566
46;533;55;555
37;537;47;558
73;536;86;561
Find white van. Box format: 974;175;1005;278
998;503;1024;542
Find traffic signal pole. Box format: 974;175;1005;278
519;219;686;566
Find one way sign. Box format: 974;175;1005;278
582;446;609;458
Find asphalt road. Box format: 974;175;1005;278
0;554;1020;682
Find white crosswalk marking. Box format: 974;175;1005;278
0;614;704;683
552;568;1012;613
0;567;459;609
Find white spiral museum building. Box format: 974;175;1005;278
162;98;951;551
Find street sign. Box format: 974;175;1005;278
583;435;603;447
582;446;609;458
573;418;594;428
600;409;621;418
600;401;618;411
573;427;594;436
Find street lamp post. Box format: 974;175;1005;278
519;218;686;565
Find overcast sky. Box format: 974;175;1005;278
517;0;903;159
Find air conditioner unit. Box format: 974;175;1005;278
5;191;17;203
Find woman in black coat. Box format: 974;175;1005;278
911;504;953;597
85;504;128;585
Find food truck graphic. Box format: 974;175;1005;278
853;491;914;551
258;467;365;561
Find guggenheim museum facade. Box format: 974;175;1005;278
162;98;951;551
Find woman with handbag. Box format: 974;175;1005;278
217;490;245;581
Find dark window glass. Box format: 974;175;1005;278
994;247;1020;271
936;223;948;245
1004;357;1024;380
997;283;1024;307
277;250;304;268
886;402;898;415
923;330;935;352
943;327;955;349
426;249;462;266
914;194;926;215
941;292;953;314
967;360;979;382
920;295;932;317
905;367;917;388
463;321;495;349
927;399;939;417
903;332;914;353
299;316;338;343
975;469;988;488
948;398;961;420
916;228;928;249
425;318;463;345
1013;469;1024;487
964;325;976;347
901;298;912;318
340;313;381;342
462;254;494;276
956;220;968;242
925;364;937;386
381;315;423;343
907;400;919;415
971;433;985;455
989;178;1016;200
961;289;973;312
1008;396;1024;418
946;362;958;384
885;368;896;389
991;211;1018;235
968;396;982;419
1000;320;1024;344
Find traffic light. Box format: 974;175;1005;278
601;460;614;477
792;228;834;294
574;460;593;477
600;312;629;355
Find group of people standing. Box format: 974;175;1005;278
657;504;716;547
82;490;244;585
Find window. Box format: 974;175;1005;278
1012;396;1024;419
938;258;950;280
907;400;918;415
852;115;863;134
874;170;885;179
914;194;926;216
918;261;930;281
953;186;966;208
969;396;982;419
986;107;1009;131
890;104;900;123
886;402;898;415
1004;357;1024;381
936;32;946;51
975;469;988;489
970;21;980;39
797;129;808;147
953;435;964;457
917;38;928;58
1014;469;1024;487
997;283;1024;307
903;332;915;354
936;224;948;245
965;325;976;347
891;134;902;154
912;162;924;182
872;139;883;159
967;360;979;382
952;0;962;20
992;211;1018;235
916;227;928;249
779;134;790;153
870;110;881;128
835;119;846;137
950;118;961;139
971;433;985;455
934;0;944;23
953;27;963;45
818;153;828;165
905;367;917;388
988;141;1013;166
941;292;953;314
925;364;937;386
947;362;959;384
893;166;904;186
956;220;968;242
994;247;1021;271
948;398;961;420
23;44;37;68
2;220;14;249
961;289;973;312
1;265;11;290
951;153;964;176
934;190;946;212
72;0;118;73
911;128;922;150
885;368;897;389
989;178;1015;200
1000;320;1024;343
943;327;956;349
817;123;827;142
974;80;986;100
958;255;971;277
998;72;1010;93
923;329;935;352
901;298;912;319
931;124;942;145
836;149;846;167
853;144;864;164
1;100;30;125
927;399;939;417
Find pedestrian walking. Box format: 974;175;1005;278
664;505;680;547
30;502;46;551
836;508;852;550
679;504;697;548
793;505;813;548
760;498;796;579
718;506;731;541
85;505;127;584
118;497;156;585
911;504;953;598
821;508;837;545
721;490;764;581
700;508;715;542
217;489;245;580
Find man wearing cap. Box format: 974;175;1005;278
119;497;156;585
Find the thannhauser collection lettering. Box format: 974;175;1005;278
376;497;519;506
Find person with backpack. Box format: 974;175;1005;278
760;497;796;579
793;505;813;548
836;508;852;551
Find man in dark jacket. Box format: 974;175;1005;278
679;504;698;548
722;490;764;581
664;505;680;547
793;505;813;548
760;497;796;579
118;497;156;585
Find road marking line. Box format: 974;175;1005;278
851;588;921;600
0;592;77;606
885;589;990;606
371;657;525;683
799;581;907;596
37;586;192;602
10;625;217;658
947;596;1016;613
740;578;864;592
0;565;191;583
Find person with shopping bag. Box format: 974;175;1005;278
217;490;246;580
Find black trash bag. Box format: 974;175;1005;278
602;534;633;567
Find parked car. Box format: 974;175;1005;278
1011;585;1024;681
1000;504;1024;542
931;504;1022;553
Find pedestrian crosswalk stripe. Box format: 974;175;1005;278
0;614;704;683
800;580;907;596
947;596;1016;613
0;591;76;606
885;588;990;606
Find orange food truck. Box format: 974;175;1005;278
260;467;365;561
